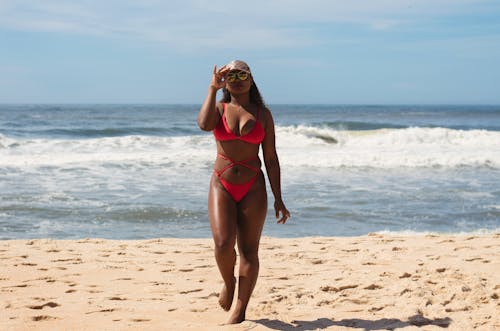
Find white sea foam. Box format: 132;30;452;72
1;126;500;170
0;134;215;169
374;228;500;236
276;126;500;168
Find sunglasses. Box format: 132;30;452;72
226;71;249;83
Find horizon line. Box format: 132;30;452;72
1;102;499;107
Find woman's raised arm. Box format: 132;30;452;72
197;65;228;131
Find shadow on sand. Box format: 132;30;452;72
252;314;452;330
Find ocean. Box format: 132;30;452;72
1;104;499;239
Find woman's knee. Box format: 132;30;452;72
214;236;236;253
239;247;259;264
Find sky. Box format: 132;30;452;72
1;0;499;104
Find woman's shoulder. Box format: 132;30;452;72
259;105;273;120
215;102;225;115
256;105;274;131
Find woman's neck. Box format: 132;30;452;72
230;94;250;107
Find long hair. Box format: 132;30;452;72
220;79;266;108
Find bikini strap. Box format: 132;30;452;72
220;102;226;119
215;153;260;175
217;153;258;163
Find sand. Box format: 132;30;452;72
1;233;499;330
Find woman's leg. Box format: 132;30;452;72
228;173;267;324
208;175;238;311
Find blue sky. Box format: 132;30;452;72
1;0;499;104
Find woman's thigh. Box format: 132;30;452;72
236;172;268;254
208;175;238;247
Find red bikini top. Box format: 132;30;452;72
213;103;265;145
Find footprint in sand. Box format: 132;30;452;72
445;306;472;312
442;293;456;306
320;285;338;293
400;288;412;295
272;294;287;302
32;315;59;321
6;284;29;289
179;288;202;294
108;297;127;301
338;284;359;291
320;284;359;293
28;302;60;310
194;264;211;269
199;292;218;299
316;300;334;306
311;259;325;265
276;276;289;280
85;308;117;314
179;268;194;272
51;258;83;264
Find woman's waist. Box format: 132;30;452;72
213;153;262;179
216;152;260;163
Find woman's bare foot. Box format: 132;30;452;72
218;277;236;311
226;309;245;324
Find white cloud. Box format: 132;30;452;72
0;0;498;51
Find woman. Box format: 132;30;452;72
197;60;290;324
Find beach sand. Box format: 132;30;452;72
1;234;498;330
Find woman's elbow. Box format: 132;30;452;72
197;118;213;131
264;157;280;170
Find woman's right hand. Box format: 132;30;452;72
210;65;229;90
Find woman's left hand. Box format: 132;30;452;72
274;199;291;224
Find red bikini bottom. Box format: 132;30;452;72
214;153;260;202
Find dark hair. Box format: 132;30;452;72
220;80;266;108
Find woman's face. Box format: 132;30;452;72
225;70;252;95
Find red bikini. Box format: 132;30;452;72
213;103;265;202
